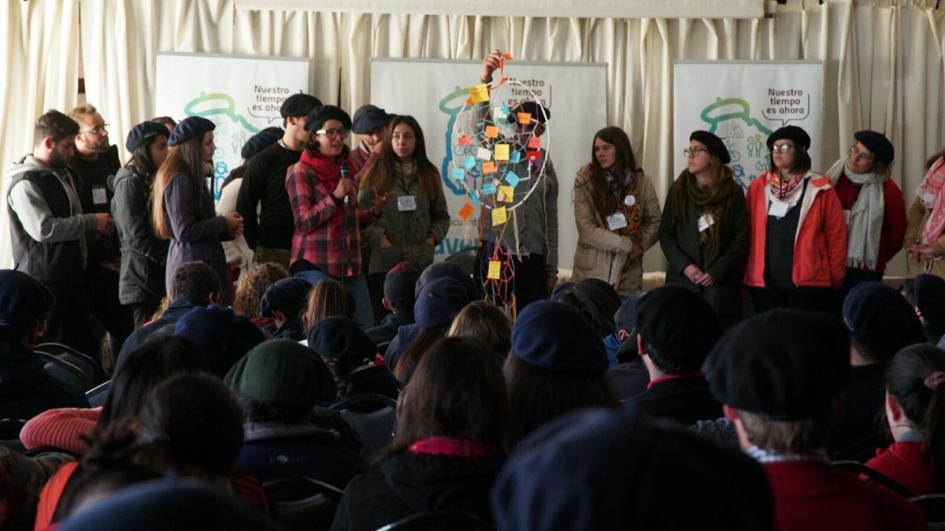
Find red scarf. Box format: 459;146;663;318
299;149;345;192
408;436;501;460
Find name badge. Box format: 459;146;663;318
697;213;715;233
397;195;417;212
92;185;108;205
768;200;789;218
607;212;628;231
624;194;636;207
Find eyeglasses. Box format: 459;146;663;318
684;147;708;158
81;124;109;136
315;128;349;138
848;146;875;163
771;143;795;153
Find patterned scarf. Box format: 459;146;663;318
408;436;501;459
605;170;643;248
768;169;806;200
917;156;945;246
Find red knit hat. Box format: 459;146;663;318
20;408;100;456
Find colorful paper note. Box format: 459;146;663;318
458;134;473;146
482;183;497;195
458;202;474;220
499;186;515;201
485;126;499;139
526;150;541;161
492;107;509;121
494;144;510;161
451;168;465;181
527;136;542;149
482;161;497;174
517;112;532;125
510;151;522;164
464;156;477;169
487;260;501;280
469;84;490;104
477;147;492;161
505;171;521;187
492;206;508;226
471;191;481;206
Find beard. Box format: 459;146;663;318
47;148;72;169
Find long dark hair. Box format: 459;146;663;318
394;325;450;384
581;126;642;216
152;133;212;239
395;337;508;450
360;115;441;200
886;344;945;490
125;133;168;178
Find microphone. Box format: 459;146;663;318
340;163;351;206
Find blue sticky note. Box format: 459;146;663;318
501;105;510;115
482;183;497;196
505;171;520;187
451;168;465;181
471;191;481;206
510;151;522;164
463;156;477;170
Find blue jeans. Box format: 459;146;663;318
293;269;375;328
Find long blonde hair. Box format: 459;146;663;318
152;135;211;240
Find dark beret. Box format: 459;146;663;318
384;262;421;310
766;125;811;151
853;130;894;165
125;121;169;152
0;270;55;339
259;277;312;318
706;309;850;420
511;301;608;376
167;116;215;146
174;305;265;378
614;295;640;334
351;104;393;134
414;277;470;328
635;285;722;373
304;105;352;133
307;316;377;363
240;127;283;160
842;281;925;361
225;339;334;407
415;261;476;300
690;130;731;164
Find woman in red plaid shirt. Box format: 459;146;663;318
285;105;388;328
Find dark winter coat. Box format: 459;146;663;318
112;167;168;306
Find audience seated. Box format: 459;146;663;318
627;284;723;425
232;262;290;333
365;262;419;347
393;277;470;383
259;277;312;341
331;337;506;531
707;309;926;531
913;274;945;343
605;295;650;402
301;278;356;338
173;305;265;377
447;301;511;360
308;317;400;400
225;339;361;488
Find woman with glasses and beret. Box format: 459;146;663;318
743;125;847;314
659;131;748;328
824;130;906;293
285;105;388;328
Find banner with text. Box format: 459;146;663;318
155;53;310;199
370;58;607;270
673;61;824;189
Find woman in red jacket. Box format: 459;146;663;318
744;126;847;314
867;344;945;496
825;130;906;294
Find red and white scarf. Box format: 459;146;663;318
917;156;945;246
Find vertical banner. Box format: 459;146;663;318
370;58;607;271
673;61;824;188
155;53;310;198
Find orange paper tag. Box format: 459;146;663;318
458;202;474;220
485;125;499;138
482;161;497;174
517;112;532;125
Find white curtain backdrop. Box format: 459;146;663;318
2;0;944;275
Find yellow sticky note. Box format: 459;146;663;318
499;186;515;202
494;144;510;161
487;260;501;280
485;125;499;139
482;161;497;174
492;206;508;226
517;112;532;125
469;84;490;104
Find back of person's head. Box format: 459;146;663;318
225;339;335;424
173;306;265;377
447;301;511;359
0;269;55;345
395;337;508;450
307;316;377;394
901;278;918;308
136;373;245;476
707;309;850;454
302;278;355;332
232;262;289;318
414;261;476;300
491;407;772;531
914;274;945;339
240;126;282;161
260;277;312;320
886;344;945;490
506;301;617;443
98;336;209;429
843;281;926;362
552;282;618;338
384;261;420;317
395;277;471;383
56;478;278;531
34;109;79;146
170;261;220;305
280;93;322;121
635;285;722;374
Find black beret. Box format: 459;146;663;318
280;93;322;119
507;101;550;126
259;277;312;318
853;130;894;165
511;301;608;376
490;408;773;531
383;262;420;310
351;104;393;134
635;285;722;373
304;105;352;134
914;274;945;329
125;121;169;152
167;116;215;147
690;130;731;164
766;125;811;151
706;309;850;420
307;316;376;363
414;277;470;328
415;261;477;300
842;282;925;361
0;270;55;339
240;127;283;160
614;295;640;334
